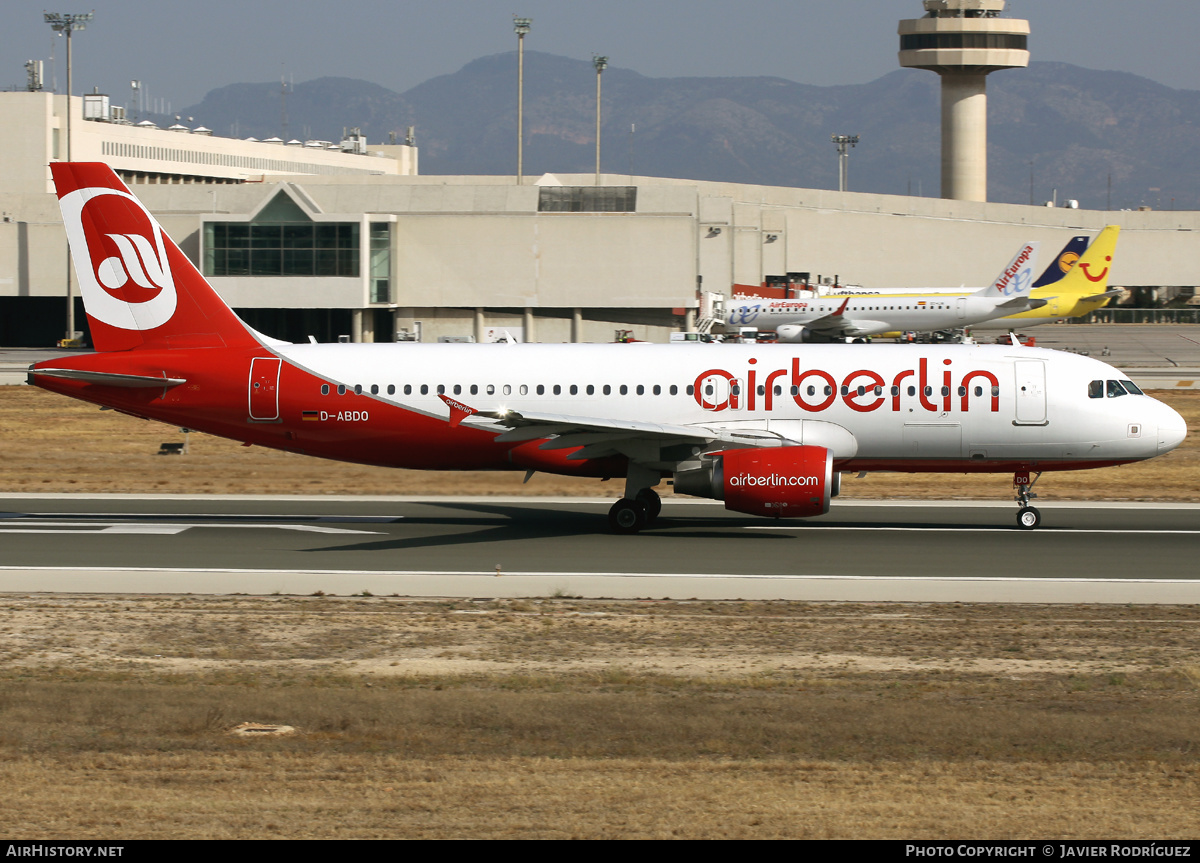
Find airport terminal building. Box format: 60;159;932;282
1;91;1198;347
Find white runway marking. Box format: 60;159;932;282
0;565;1195;585
748;525;1200;535
0;521;383;535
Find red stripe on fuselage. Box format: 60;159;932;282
29;348;622;477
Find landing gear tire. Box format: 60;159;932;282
608;498;647;534
1016;506;1041;530
635;488;662;525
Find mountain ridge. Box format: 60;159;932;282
174;51;1200;210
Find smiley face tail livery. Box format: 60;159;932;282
1051;225;1120;299
50;162;262;353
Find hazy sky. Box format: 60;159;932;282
6;0;1198;111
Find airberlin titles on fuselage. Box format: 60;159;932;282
692;356;999;414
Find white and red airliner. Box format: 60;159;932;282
29;164;1187;532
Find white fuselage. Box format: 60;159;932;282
726;295;1022;338
274;342;1185;469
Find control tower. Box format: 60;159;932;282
899;0;1029;202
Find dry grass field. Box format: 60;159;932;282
0;596;1196;839
1;385;1198;500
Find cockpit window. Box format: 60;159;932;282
1106;379;1127;398
1121;380;1144;395
1088;380;1104;399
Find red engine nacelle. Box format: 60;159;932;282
720;445;833;518
673;445;833;518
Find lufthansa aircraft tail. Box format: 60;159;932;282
1032;235;1090;288
975;241;1039;300
50;162;262;353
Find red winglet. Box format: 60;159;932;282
438;394;478;428
834;297;851;316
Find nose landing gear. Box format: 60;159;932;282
1014;470;1042;530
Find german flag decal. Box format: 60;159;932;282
302;410;320;421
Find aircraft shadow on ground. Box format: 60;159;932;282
299;500;808;554
296;500;999;555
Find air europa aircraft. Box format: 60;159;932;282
727;241;1043;344
29;164;1187;533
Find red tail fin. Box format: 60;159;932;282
51;162;260;352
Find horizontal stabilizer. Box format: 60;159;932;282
997;296;1048;311
28;368;187;388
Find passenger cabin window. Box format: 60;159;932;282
321;384;329;395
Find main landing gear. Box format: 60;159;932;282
1013;470;1042;530
608;488;661;534
608;466;663;534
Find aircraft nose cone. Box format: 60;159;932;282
1157;403;1188;453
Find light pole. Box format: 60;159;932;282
593;55;608;186
513;16;532;184
45;11;93;344
831;134;858;192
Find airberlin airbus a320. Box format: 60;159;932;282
29;164;1187;532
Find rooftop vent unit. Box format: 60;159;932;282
82;92;112;122
340;127;367;155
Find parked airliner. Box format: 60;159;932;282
726;242;1043;343
28;164;1186;533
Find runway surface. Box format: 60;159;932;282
2;495;1198;603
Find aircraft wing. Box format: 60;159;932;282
794;297;870;337
442;396;793;461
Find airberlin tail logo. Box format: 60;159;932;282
58;186;178;331
97;232;172;294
